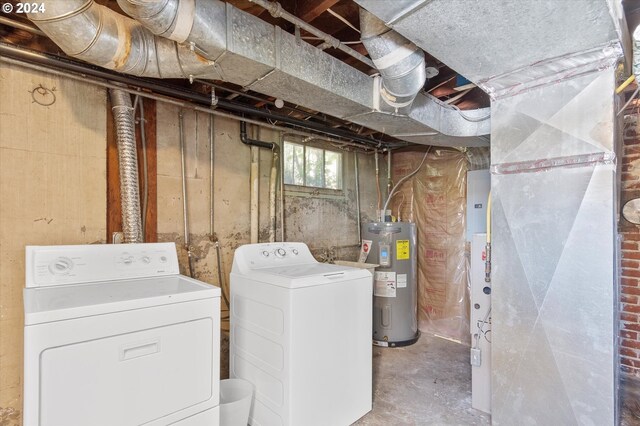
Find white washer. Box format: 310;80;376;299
230;242;372;426
23;243;221;426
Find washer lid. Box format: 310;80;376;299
235;263;372;288
24;275;220;325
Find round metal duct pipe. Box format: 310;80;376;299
360;8;426;109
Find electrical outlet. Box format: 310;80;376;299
470;348;481;367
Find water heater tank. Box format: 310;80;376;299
362;222;419;347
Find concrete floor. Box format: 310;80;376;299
356;333;640;426
355;334;490;426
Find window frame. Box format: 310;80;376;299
282;140;345;197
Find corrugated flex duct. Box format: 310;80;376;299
109;88;143;244
27;0;490;147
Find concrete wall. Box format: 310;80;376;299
0;63;382;422
0;63;107;424
154;103;382;376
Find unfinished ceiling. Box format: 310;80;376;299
0;0;630;149
354;0;628;97
0;0;491;149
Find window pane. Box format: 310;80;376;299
305;147;324;187
324;151;342;189
284;142;304;185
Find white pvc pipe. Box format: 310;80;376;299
279;133;286;242
269;149;278;243
250;126;260;243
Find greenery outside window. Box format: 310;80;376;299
283;142;343;190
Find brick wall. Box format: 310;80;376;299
621;118;640;378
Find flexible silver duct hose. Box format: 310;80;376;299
360;8;426;109
27;0;213;78
110;89;143;243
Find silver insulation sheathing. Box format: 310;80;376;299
110;89;143;244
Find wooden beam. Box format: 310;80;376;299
136;98;157;243
298;0;341;22
106;96;120;243
106;97;157;243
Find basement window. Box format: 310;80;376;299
283;142;343;190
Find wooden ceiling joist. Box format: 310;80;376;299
297;0;342;22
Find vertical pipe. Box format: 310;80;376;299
179;111;194;277
387;150;392;200
375;151;381;218
209;114;215;240
250;124;260;243
354;152;362;244
110;88;142;244
279;132;286;242
485;191;492;283
269;148;278;243
138;98;149;241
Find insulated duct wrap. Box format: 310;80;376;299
489;61;619;426
390;150;470;343
110;89;143;244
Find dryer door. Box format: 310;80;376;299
38;315;214;425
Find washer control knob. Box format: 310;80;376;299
276;248;286;258
141;256;151;264
262;250;270;257
121;253;134;265
292;249;299;255
160;256;167;263
49;257;73;275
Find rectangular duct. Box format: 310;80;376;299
490;64;620;425
355;0;627;94
32;0;491;147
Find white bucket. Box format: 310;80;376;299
220;379;253;426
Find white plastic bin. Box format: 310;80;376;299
220;379;253;426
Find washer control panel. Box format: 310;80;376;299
232;242;314;272
26;243;180;288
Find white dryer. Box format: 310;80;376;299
230;242;372;426
23;243;221;426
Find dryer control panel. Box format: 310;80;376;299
231;242;316;273
26;243;180;288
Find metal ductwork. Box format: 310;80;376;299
360;8;426;109
28;0;491;147
27;0;215;79
109;88;143;243
354;0;627;97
